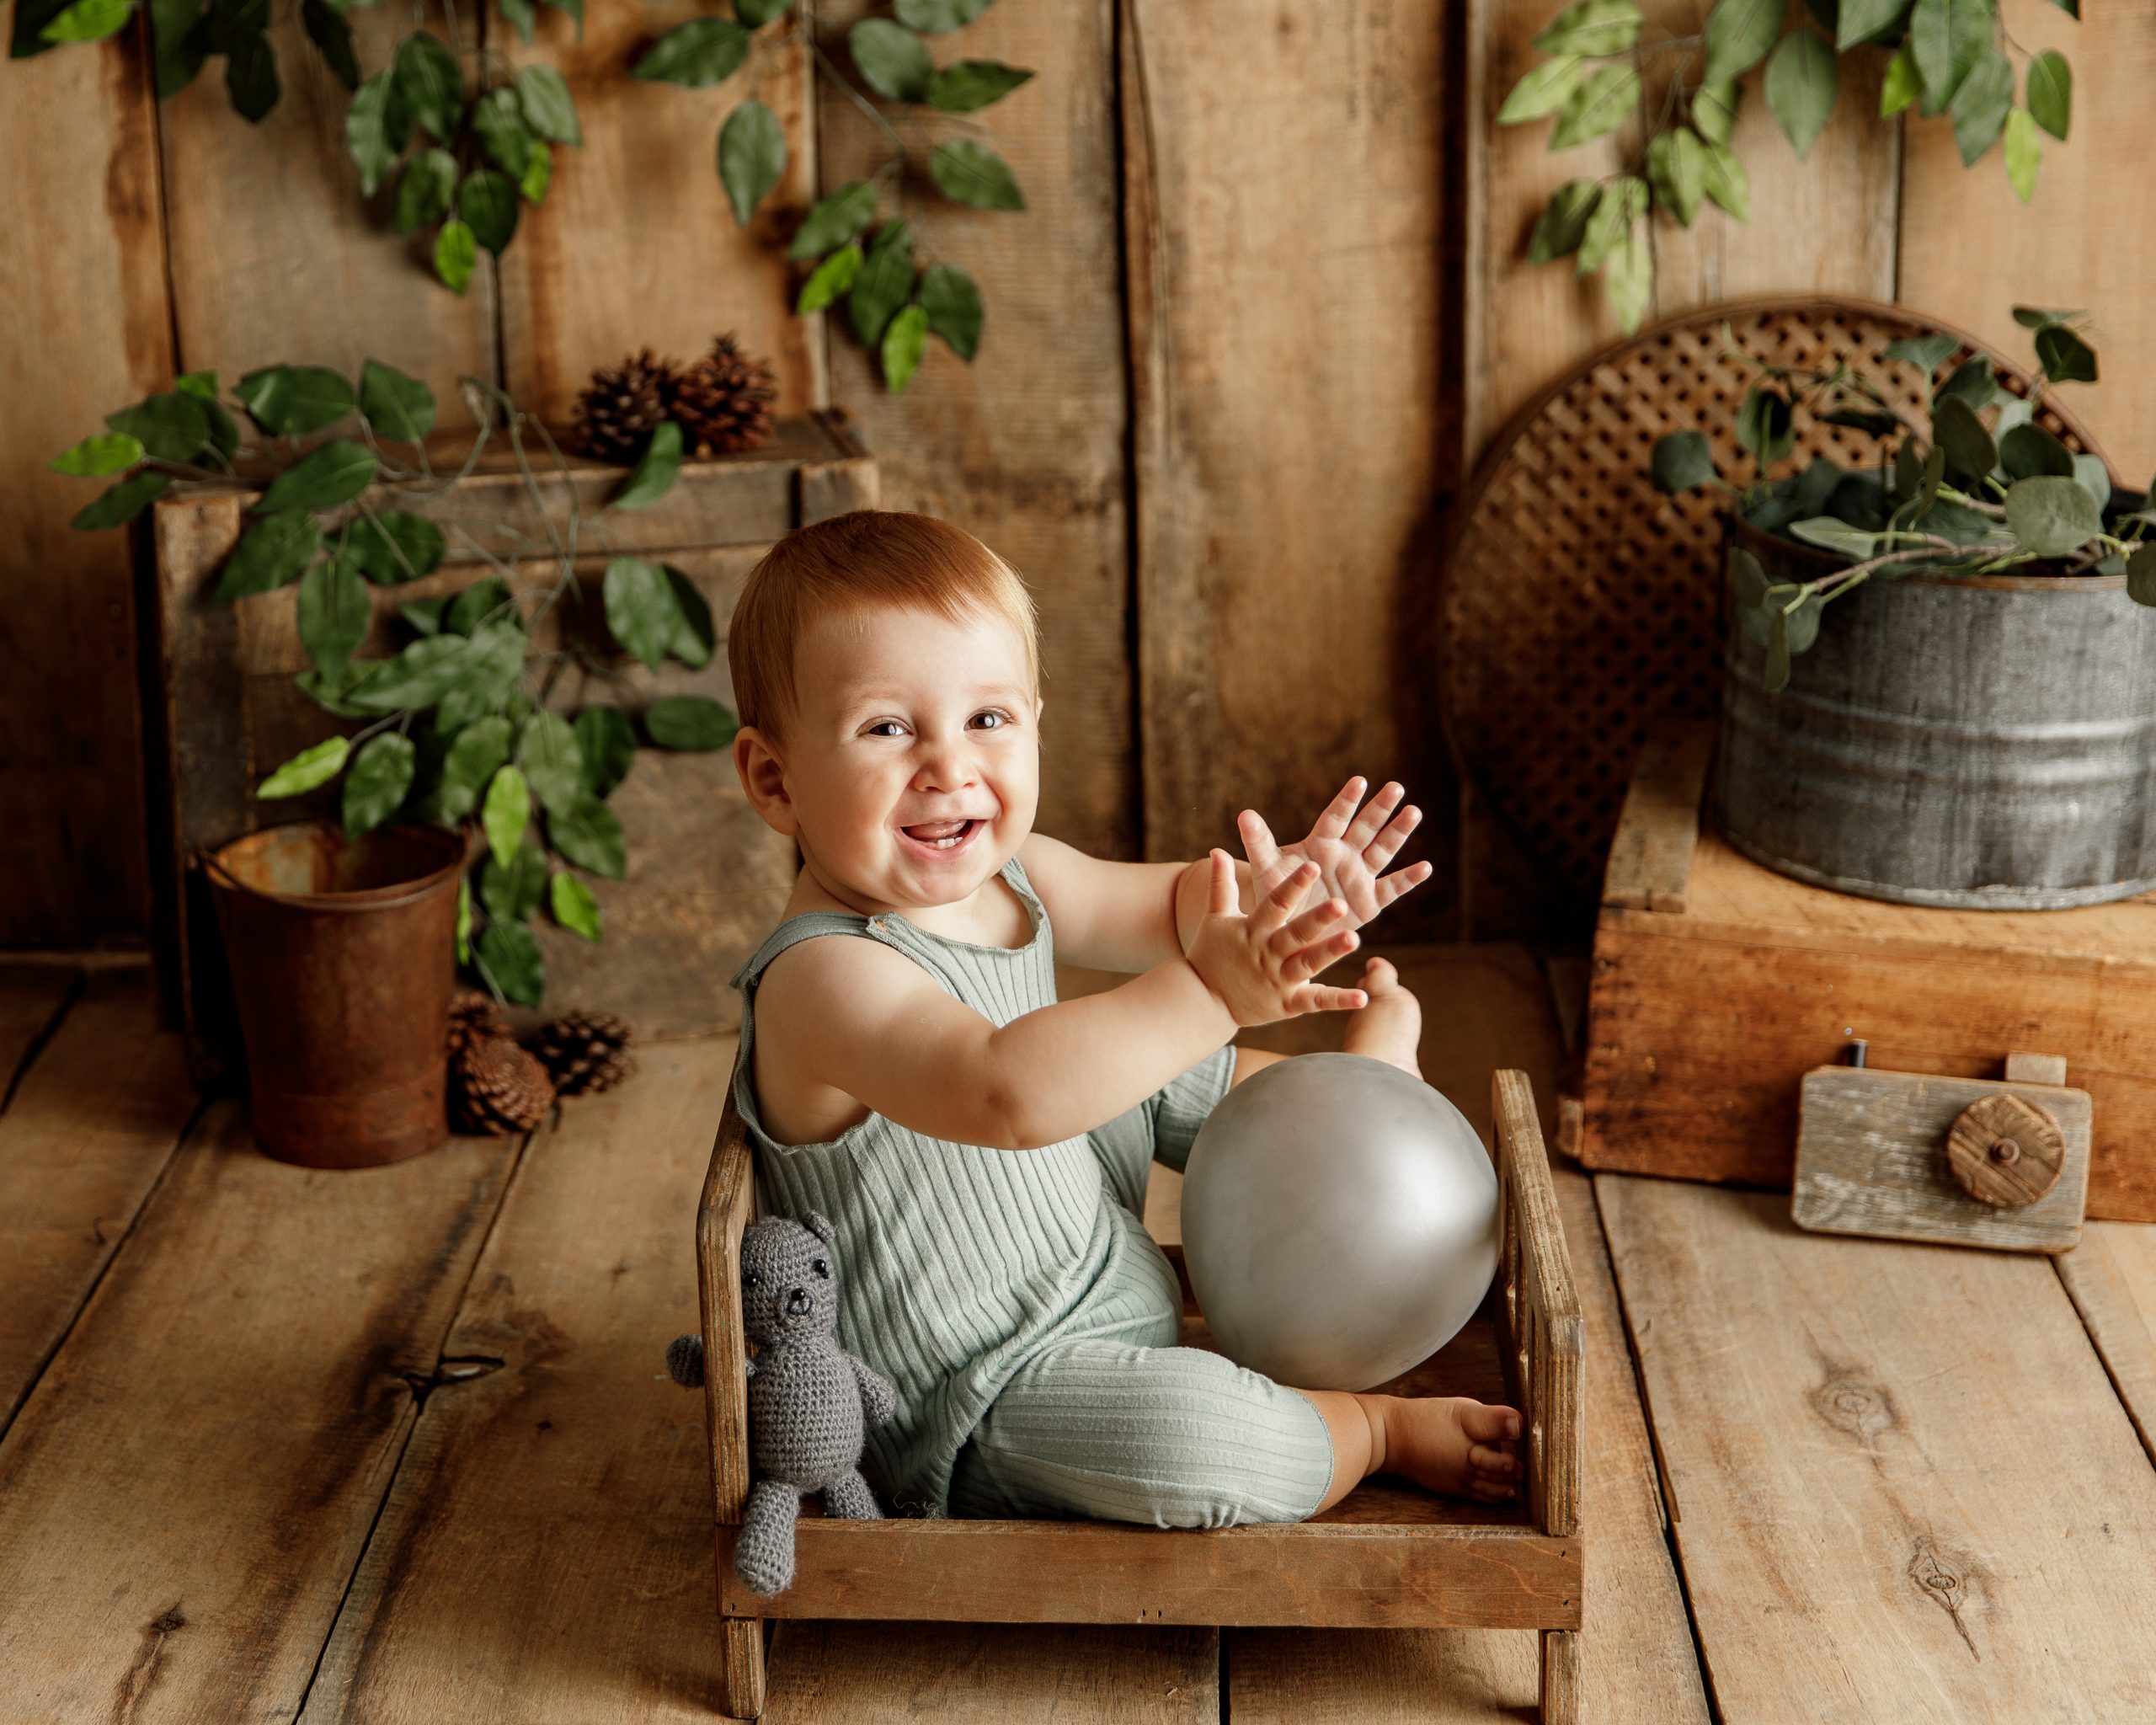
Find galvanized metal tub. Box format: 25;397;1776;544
1716;516;2156;910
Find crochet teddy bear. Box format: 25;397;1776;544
667;1210;896;1597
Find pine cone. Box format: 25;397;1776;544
524;1009;635;1098
450;1033;558;1135
571;347;683;464
667;334;776;457
446;989;512;1060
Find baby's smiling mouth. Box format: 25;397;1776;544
899;817;982;851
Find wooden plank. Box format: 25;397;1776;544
0;1108;520;1719
0;967;78;1111
299;1039;737;1723
0;974;197;1438
1494;1070;1582;1540
1602;721;1713;913
1128;0;1458;930
1598;1173;2156;1717
817;0;1136;861
2057;1221;2156;1471
0;17;168;945
1899;1;2156;486
498;3;819;422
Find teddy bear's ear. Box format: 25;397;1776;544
801;1210;835;1245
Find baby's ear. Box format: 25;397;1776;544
800;1210;835;1245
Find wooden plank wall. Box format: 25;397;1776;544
6;0;2150;949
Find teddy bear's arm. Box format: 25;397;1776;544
849;1354;897;1426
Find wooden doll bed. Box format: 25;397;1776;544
691;1068;1583;1721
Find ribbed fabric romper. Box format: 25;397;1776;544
726;852;1337;1529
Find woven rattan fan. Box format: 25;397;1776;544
1439;295;2107;898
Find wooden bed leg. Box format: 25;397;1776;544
1540;1627;1579;1725
720;1615;766;1719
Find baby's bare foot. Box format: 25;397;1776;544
1339;957;1422;1078
1364;1393;1523;1503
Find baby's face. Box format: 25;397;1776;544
761;601;1041;911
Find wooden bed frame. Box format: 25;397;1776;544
692;1069;1583;1721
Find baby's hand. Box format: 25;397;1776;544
1240;777;1433;930
1185;851;1369;1028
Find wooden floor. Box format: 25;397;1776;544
3;948;2153;1722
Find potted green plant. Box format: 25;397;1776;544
1650;307;2156;909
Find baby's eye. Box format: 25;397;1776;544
864;719;906;738
971;710;1011;730
812;1258;831;1279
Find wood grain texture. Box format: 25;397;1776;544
1599;1173;2156;1719
0;967;78;1108
498;2;820;423
1602;719;1713;913
1793;1068;2089;1252
0;974;196;1439
1494;1069;1581;1541
1899;2;2156;485
1126;0;1458;932
0;14;168;945
2057;1220;2156;1471
819;0;1137;858
299;1039;736;1724
0;1104;519;1721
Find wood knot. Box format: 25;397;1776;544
1809;1370;1897;1444
1945;1093;2063;1209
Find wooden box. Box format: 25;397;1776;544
1579;724;2156;1222
692;1071;1585;1722
139;412;875;1084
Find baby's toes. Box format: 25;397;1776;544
1455;1398;1523;1445
1468;1441;1520;1479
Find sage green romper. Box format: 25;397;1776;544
727;852;1336;1528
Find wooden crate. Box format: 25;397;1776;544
1579;723;2156;1221
139;412;875;1084
693;1070;1584;1722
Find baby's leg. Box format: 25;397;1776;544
1300;1388;1522;1510
1086;1040;1240;1208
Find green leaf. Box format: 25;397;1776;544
1527;180;1600;264
518;710;584;815
1836;0;1907;48
482;763;531;868
392;29;465;143
1497;56;1583;125
1932;392;1995;481
500;0;537;44
342;733;415;836
1936;353;1996;409
455;876;472;965
2073;453;2111;515
393;147;458;235
927;59;1033;112
476;921;544;1007
1764;607;1791;692
930;139;1026;211
1736;385;1796;468
1885;333;1959;375
737;0;794;22
547;794;627;879
41;0;136;44
633;18;750;87
2011;304;2081;329
1652;430;1719;494
2026;50;2070;141
1950;44;2011;165
104;393;209;463
358;359;435;443
2128;544;2156;608
482;836;549;922
2036;323;2097;385
574;707;638;798
399;597;450;637
1602;221;1652;336
797;243;863;313
850;17;931;100
1548;63;1639;149
297;553;372;680
51;432;146;478
894;0;988;30
149;0;208;97
435;218;478;294
253;438;376;515
347;510;446;584
718;98;787;226
550;871;601;941
173;369;219;403
224;31;280;121
1908;0;1988;116
346;69;407;198
1699;136;1751;219
2003;108;2041;203
515;62;582;144
214;511;323;601
1646;127;1707;226
2042;0;2078;14
611;420;681;510
881;303;931;393
1764;29;1838;161
344;633;474;712
445;574;515;637
1692;79;1739;145
603;557;676;670
920;264;984;360
437;715;514;821
2004;474;2103;558
1532;0;1641;56
788;180;878;260
1790;515;1879;558
520;142;552;206
435;619;527;729
1880;43;1921;116
1576;175;1643;272
258;736;350;799
1703;0;1783;87
460;169;520;255
848;227;915;347
663;564;715;666
1794;457;1844;515
472;86;535;179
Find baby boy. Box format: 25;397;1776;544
724;510;1520;1528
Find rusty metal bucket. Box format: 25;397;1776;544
201;820;467;1168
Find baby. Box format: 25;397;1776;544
723;510;1521;1528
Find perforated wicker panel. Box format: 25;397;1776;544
1440;296;2106;897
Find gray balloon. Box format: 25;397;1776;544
1179;1052;1498;1391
